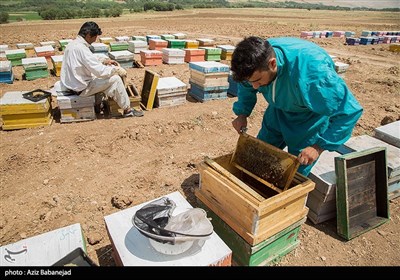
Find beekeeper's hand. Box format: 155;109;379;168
232;114;248;134
115;66;127;77
297;145;324;165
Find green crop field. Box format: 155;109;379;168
8;12;42;22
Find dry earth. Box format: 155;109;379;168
0;8;399;267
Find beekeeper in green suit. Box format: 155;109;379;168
231;36;363;176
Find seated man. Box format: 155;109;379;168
60;21;143;117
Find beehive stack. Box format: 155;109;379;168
173;33;187;39
51;55;63;77
162;48;185;64
146;35;161;43
99;37;114;45
195;135;315;265
217;45;235;61
115;36;130;42
0;91;52;130
307;151;341;224
167;39;186;49
197;38;215;47
56;91;96;123
108;50;134;69
184;48;205;63
0;61;13;84
300;31;313;39
22;57;49;81
5;49;26;66
154;77;187;108
200;47;221;61
34;45;55;67
109;41;129;51
184;40;199;49
16;42;35;57
0;45;8;58
58;39;72;51
90;42;109;55
140;50;163;66
160;34;175;40
189;61;229;102
40;41;56;48
148;39;168;51
131;36;146;42
128;40;148;54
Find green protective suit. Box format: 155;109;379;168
233;37;363;176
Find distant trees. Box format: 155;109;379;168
0;11;9;24
38;4;123;20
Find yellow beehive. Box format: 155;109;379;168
0;91;52;130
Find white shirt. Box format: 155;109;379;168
60;35;117;92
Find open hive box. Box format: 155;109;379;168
196;134;315;245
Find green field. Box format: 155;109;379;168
8;11;42;22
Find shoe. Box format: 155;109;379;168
123;108;144;118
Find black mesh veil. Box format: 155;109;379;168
133;197;213;245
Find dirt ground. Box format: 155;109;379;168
0;8;399;267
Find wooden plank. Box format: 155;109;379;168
346;161;376;196
140;70;159;111
348;199;376;217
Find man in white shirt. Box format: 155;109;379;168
60;21;143;117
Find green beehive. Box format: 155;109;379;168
167;39;186;49
5;49;27;66
161;34;175;40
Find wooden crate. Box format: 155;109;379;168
109;84;141;117
196;153;314;245
197;199;305;266
335;147;390;240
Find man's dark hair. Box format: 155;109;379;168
231;36;274;82
78;21;102;37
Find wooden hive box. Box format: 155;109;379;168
154;77;187;108
335;147;390;240
109;84;141;117
197;199;305;266
196;153;314;245
0;91;52;130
